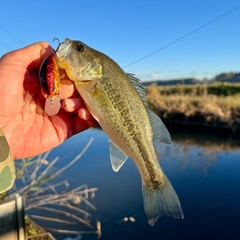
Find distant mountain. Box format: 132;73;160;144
142;78;201;86
142;72;240;86
213;72;240;83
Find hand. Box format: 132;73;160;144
0;42;97;159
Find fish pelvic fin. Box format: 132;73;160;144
142;175;184;226
109;139;128;172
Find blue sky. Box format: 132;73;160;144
1;0;240;81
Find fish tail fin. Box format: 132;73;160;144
142;175;184;226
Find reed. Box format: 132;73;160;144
146;83;240;131
1;137;102;240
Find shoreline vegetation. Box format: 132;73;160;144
145;82;240;133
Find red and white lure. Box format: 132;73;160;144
39;53;61;115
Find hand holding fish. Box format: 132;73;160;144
0;42;96;159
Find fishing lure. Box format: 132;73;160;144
39;53;61;115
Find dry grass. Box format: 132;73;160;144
146;84;240;131
2;137;102;239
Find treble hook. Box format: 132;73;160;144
53;38;62;52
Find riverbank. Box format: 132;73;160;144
146;83;240;132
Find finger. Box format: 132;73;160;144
60;79;78;99
72;115;97;134
40;80;78;101
78;107;95;121
62;97;86;112
58;69;68;79
17;42;54;69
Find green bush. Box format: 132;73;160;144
156;83;240;97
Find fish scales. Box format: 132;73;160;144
77;65;160;184
55;38;183;225
103;58;163;187
77;75;158;178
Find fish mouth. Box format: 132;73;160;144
55;38;72;59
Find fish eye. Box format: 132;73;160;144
76;44;84;52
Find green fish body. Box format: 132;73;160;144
55;38;183;225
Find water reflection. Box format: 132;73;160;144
39;126;240;240
156;126;240;176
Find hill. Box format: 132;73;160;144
142;72;240;86
143;78;200;86
213;72;240;83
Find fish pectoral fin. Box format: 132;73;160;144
109;139;128;172
147;108;171;144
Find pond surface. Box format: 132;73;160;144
37;126;240;240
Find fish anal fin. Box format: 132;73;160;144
109;139;128;172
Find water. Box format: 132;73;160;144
35;127;240;240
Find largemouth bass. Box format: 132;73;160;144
55;38;183;225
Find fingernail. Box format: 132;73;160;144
62;98;80;112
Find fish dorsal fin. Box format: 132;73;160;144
126;73;147;105
109;139;128;172
147;108;171;144
126;73;171;144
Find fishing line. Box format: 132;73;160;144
0;40;13;51
123;5;240;68
0;23;25;46
0;23;26;52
